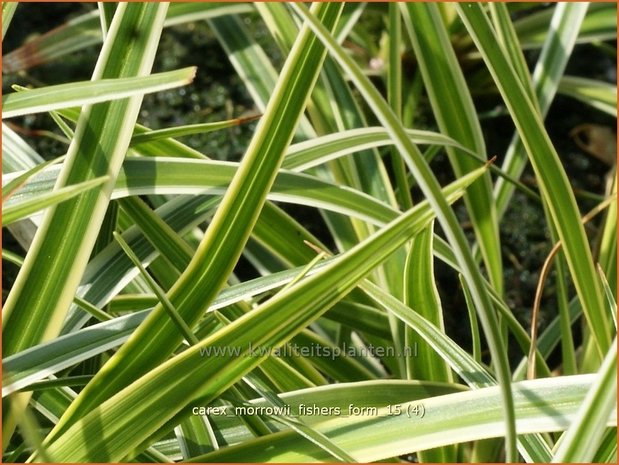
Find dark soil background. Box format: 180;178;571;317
3;3;616;368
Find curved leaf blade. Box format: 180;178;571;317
3;67;196;119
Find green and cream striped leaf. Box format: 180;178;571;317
552;339;617;462
190;379;466;458
187;375;613;463
3;67;196;119
513;2;616;50
3;3;171;446
5;158;398;227
558;76;618;117
494;2;589;220
487;2;589;380
2;176;108;226
123;380;467;460
2;155;65;201
489;3;539;108
403;223;453;385
598;175;617;296
402;2;502;293
2;124;44;172
130;115;261;146
458;3;612;358
591;428;618;463
1;124;46;252
2;2;18;40
3;311;146;397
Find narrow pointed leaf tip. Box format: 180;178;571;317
3;66;197;119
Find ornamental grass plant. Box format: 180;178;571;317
1;2;617;463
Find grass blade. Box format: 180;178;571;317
3;312;147;397
490;2;590;378
3;176;108;225
513;3;616;49
402;3;502;293
2;155;65;201
387;3;411;211
2;2;18;39
6;158;399;229
598;174;617;297
97;2;117;39
130;114;260;146
552;338;617;462
175;415;217;459
404;223;452;381
3;68;195;119
458;3;612;358
175;380;467;455
558;75;618;117
494;3;589;220
112;232;198;346
241;373;356;462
